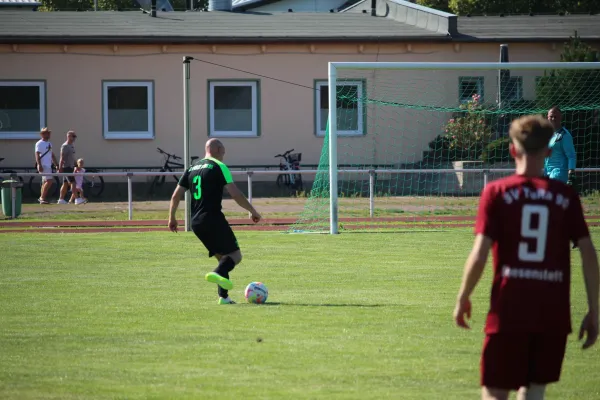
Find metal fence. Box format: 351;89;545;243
3;168;600;221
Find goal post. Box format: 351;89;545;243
293;61;600;235
328;62;339;234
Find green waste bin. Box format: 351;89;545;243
1;179;23;218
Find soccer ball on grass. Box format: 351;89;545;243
245;282;268;304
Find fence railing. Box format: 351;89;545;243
3;168;600;221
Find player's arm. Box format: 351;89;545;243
225;183;261;223
454;234;493;329
562;131;577;173
51;150;59;169
454;185;497;329
217;163;261;223
34;143;43;170
35;151;42;170
167;185;186;232
168;170;190;232
569;191;599;348
577;237;599;349
58;146;65;171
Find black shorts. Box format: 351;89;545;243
481;333;568;390
62;167;75;183
192;214;239;258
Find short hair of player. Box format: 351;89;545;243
509;115;554;154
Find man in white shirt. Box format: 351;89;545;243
35;127;59;204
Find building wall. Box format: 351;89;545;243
0;41;563;181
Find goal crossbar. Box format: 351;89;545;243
329;62;600;71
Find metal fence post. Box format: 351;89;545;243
127;172;133;221
247;171;253;203
369;169;375;218
11;186;16;219
247;171;253;218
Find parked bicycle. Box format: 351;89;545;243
275;149;303;191
0;158;24;186
28;167;104;200
148;147;199;195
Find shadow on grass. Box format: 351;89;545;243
285;230;462;235
340;229;459;234
258;302;389;307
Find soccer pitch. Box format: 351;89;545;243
1;230;599;399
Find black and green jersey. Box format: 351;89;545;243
178;157;233;222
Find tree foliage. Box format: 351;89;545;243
536;31;600;110
415;0;451;13
416;0;598;15
536;31;600;171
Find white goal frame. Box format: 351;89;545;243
327;61;600;234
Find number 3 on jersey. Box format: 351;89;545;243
519;204;549;262
192;176;202;200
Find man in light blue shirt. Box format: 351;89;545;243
544;106;576;185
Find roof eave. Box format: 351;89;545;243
0;35;453;45
453;36;600;43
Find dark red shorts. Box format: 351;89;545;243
481;333;568;390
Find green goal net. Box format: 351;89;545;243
291;62;600;233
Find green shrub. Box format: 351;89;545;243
481;137;511;164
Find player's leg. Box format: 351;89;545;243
69;186;77;203
516;384;546;400
58;176;70;204
522;334;568;400
208;250;242;304
481;334;529;400
192;217;241;303
481;387;509;400
205;217;241;303
40;175;52;203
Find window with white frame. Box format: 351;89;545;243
102;81;154;139
0;81;46;139
209;81;259;137
459;77;484;103
316;80;364;136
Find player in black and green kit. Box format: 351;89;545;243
168;139;262;304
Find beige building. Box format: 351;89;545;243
0;0;599;179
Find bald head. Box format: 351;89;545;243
547;106;562;130
205;138;225;160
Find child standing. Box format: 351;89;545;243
70;158;88;204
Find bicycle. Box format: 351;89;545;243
0;158;24;186
275;149;303;192
28;167;104;200
148;147;199;195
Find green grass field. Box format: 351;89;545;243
1;229;599;399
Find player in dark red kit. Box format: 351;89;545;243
453;115;599;400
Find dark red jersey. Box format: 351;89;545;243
475;174;589;334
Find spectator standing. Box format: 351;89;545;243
34;127;59;204
57;130;77;204
70;158;88;205
544;106;577;185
